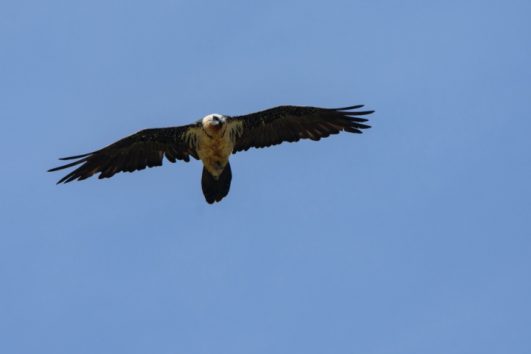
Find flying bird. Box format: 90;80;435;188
49;104;373;203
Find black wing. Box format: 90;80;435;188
228;105;373;153
48;125;200;183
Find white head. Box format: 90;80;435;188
202;114;227;129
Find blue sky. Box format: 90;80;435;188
1;0;530;353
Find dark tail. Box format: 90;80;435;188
201;163;232;204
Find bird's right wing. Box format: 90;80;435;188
48;124;201;183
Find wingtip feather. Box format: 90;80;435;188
59;152;93;160
332;104;364;110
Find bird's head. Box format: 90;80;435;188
202;114;227;131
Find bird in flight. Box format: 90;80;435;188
49;104;373;204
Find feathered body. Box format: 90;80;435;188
49;105;373;203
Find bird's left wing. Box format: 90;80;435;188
49;124;201;183
227;105;373;153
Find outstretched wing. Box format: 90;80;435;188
228;105;373;153
48;124;200;183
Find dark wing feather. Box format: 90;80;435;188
229;105;373;153
48;125;199;184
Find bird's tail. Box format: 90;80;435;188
201;163;232;204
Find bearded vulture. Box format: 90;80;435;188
49;104;373;203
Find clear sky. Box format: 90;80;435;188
1;1;530;353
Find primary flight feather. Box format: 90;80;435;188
49;104;374;203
